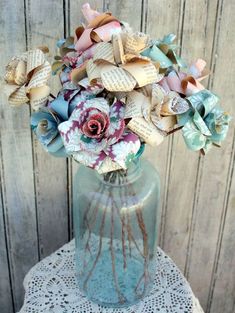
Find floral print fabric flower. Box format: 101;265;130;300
58;98;140;171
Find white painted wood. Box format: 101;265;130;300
144;0;183;247
162;0;218;278
186;0;235;310
25;0;69;258
209;138;235;312
107;0;142;31
0;0;39;310
0;170;13;312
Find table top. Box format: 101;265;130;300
19;239;204;313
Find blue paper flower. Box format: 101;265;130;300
31;108;67;157
177;90;231;153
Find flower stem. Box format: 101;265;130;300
83;192;108;291
110;196;126;304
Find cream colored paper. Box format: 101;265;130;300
128;117;164;146
15;60;27;85
30;86;51;110
71;62;88;84
112;34;125;64
27;61;51;89
8;86;28;105
122;61;162;87
100;64;136;91
4;49;51;109
125;90;150;118
93;42;115;64
151;115;177;132
125;32;149;54
86;59;101;84
26;49;45;75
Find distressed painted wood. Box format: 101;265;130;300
162;0;219;277
144;0;183;246
0;169;13;312
207;4;235;311
185;0;235;310
209;134;235;312
24;0;69;259
0;1;234;313
0;0;39;311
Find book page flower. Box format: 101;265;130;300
85;37;163;92
4;49;51;110
125;84;189;146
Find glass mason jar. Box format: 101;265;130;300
73;157;160;307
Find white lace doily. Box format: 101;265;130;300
19;240;204;313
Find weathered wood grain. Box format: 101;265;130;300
24;0;69;258
162;0;219;278
144;0;184;246
209;133;235;312
185;0;235;310
0;0;39;310
0;167;13;312
107;0;142;31
69;0;104;32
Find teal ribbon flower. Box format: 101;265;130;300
141;33;187;69
31;108;67;157
177;90;231;153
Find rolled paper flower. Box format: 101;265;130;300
160;58;209;96
141;33;187;69
125;84;189;145
4;49;51;110
58;98;140;172
74;3;121;53
86;38;162;92
177;90;231;153
31;108;66;157
143;84;189;133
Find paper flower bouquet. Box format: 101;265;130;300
4;3;231;174
3;3;231;308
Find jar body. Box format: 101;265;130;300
73;159;160;307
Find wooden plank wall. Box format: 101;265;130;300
0;0;234;312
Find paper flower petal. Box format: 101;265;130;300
105;131;141;169
73;150;106;169
182;120;207;151
31;108;66;157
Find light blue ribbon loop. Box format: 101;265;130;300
142;33;187;69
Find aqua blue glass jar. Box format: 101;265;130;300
73;157;160;307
